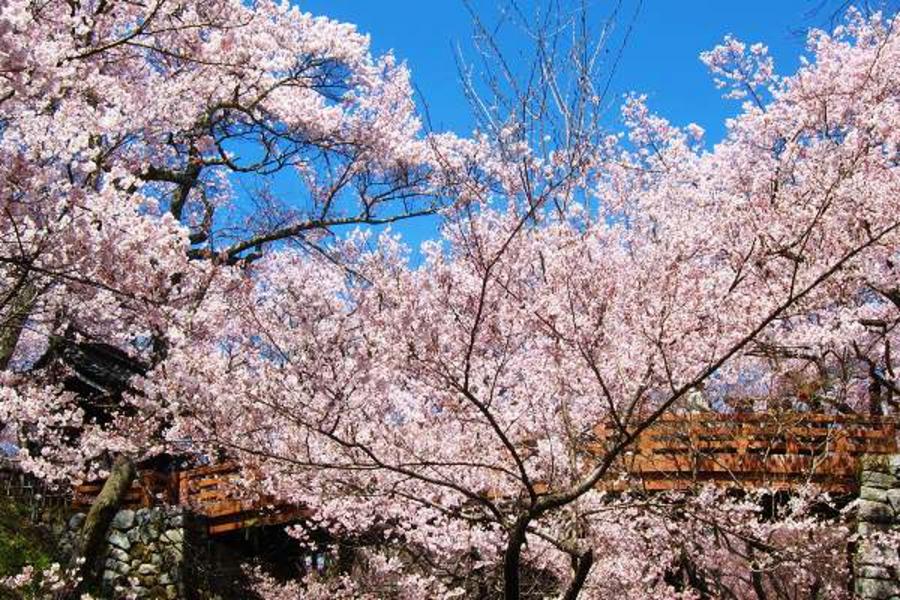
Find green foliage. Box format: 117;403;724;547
0;498;60;599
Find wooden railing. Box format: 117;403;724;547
74;463;309;535
593;412;897;492
73;470;176;509
177;463;309;535
73;413;899;532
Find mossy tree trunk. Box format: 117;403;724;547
70;455;136;597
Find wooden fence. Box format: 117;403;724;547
593;412;897;492
0;459;71;521
72;413;900;532
177;463;310;535
73;463;309;535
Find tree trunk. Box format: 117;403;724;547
72;455;136;595
503;515;531;600
560;550;594;600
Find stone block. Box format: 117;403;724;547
886;489;900;515
857;564;894;580
859;499;895;524
107;530;131;551
857;538;899;565
111;509;135;530
856;577;900;600
862;472;899;490
110;548;130;563
137;563;158;576
149;586;167;599
862;487;889;503
858;499;895;523
58;540;73;559
68;513;86;531
162;529;184;545
858;522;892;536
140;525;160;545
862;455;892;474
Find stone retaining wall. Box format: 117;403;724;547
65;507;194;599
62;459;900;599
855;455;900;599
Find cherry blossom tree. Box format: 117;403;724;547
4;1;900;599
0;0;471;591
0;0;480;473
144;8;900;600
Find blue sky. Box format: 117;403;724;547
300;1;864;141
286;1;893;261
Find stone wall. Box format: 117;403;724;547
855;455;900;599
65;507;195;599
53;457;900;598
61;506;308;599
